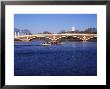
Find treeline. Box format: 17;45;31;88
14;28;32;35
14;27;97;35
58;28;97;34
38;28;97;34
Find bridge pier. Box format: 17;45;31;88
81;36;89;41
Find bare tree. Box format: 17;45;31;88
83;28;97;34
21;29;32;35
14;28;20;33
58;30;66;34
42;31;52;34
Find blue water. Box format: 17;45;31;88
14;41;97;76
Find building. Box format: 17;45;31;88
72;26;75;31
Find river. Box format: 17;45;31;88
14;41;97;76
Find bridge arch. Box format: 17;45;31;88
14;38;23;41
55;35;83;42
28;36;53;42
87;36;97;41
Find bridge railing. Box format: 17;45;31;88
15;33;97;38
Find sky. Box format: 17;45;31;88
14;14;97;34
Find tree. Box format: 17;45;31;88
42;31;52;34
14;28;20;33
84;28;97;34
58;30;66;34
21;29;32;35
74;30;80;33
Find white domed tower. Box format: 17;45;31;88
72;26;75;31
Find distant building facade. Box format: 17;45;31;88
71;26;75;31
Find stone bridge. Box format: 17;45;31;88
14;33;97;42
